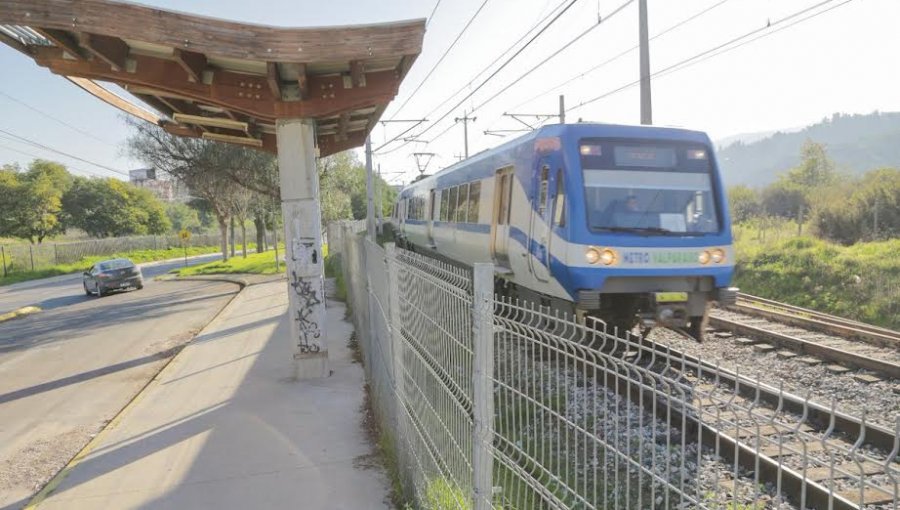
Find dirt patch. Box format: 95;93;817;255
0;426;93;498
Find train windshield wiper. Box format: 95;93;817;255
597;226;675;235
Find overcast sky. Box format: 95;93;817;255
1;0;897;183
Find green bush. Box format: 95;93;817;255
733;236;900;329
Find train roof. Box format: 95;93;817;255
398;122;712;195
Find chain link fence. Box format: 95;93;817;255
0;233;226;276
338;224;899;510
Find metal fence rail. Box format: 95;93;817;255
338;227;899;510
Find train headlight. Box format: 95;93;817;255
698;250;711;265
599;249;617;265
585;247;617;265
710;248;726;264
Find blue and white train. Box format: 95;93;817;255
391;123;738;340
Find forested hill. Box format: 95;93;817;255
716;112;900;187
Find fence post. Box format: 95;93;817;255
1;246;6;277
29;245;35;271
384;242;406;478
472;263;495;510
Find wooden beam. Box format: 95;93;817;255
0;0;425;63
34;28;86;60
266;62;281;100
78;33;129;71
172;48;206;83
296;63;309;100
132;93;176;118
337;112;350;141
318;130;366;157
349;60;365;88
67;77;160;124
33;48;402;121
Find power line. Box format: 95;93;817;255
0;140;101;177
426;0;444;28
387;0;492;121
0;90;117;146
568;0;848;113
511;0;734;110
0;128;129;176
470;0;634;114
375;0;584;154
412;0;575;124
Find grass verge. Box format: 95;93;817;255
733;236;900;329
0;245;225;287
169;249;285;276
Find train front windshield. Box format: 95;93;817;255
580;141;720;234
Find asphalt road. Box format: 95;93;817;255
0;253;224;316
0;264;238;509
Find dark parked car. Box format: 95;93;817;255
83;258;144;297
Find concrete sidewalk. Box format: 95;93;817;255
33;280;391;510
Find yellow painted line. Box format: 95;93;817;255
24;284;245;509
0;305;41;323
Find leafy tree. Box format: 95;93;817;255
812;168;900;244
761;179;807;219
62;177;171;237
126;120;273;260
785;140;837;189
4;161;70;243
166;202;202;232
727;185;762;223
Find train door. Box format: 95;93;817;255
426;189;437;248
528;161;553;282
491;167;514;268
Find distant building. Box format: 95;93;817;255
129;167;188;202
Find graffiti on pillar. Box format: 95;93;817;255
290;270;322;353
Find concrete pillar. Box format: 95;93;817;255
275;118;328;379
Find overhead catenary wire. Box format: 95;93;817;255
375;0;586;154
0;128;129;176
568;0;849;113
387;0;492;122
511;0;734;110
470;0;635;114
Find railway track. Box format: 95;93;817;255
706;294;900;381
605;331;900;509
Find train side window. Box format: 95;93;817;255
553;170;565;227
440;189;449;221
468;181;481;223
498;175;510;225
456;183;470;223
448;186;459;223
538;165;549;216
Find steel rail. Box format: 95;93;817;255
733;293;900;349
607;332;899;509
707;313;900;379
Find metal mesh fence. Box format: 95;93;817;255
338;228;899;510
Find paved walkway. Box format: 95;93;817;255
34;280;391;510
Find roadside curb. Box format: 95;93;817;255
158;273;286;288
23;275;247;509
0;305;41;323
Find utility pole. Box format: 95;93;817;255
559;94;566;124
639;0;652;125
376;163;383;236
454;111;477;159
365;136;375;242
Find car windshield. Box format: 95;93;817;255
98;259;133;271
580;141;720;234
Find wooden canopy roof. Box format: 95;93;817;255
0;0;425;156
